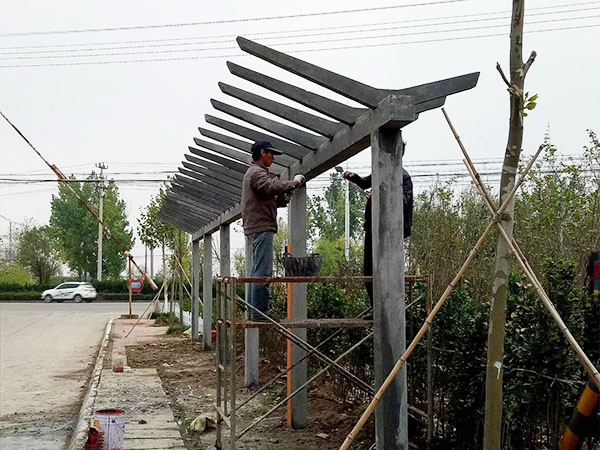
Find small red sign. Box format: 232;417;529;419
128;278;144;294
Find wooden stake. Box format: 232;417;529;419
443;108;600;389
340;110;541;450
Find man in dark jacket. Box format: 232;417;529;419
343;151;413;315
242;140;305;321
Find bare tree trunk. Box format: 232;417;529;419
483;1;536;448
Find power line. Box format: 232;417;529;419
1;22;597;69
0;154;588;182
3;6;599;55
0;12;600;60
0;0;468;37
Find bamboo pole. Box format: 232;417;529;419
443;108;600;389
339;118;540;450
340;219;497;449
0;110;158;291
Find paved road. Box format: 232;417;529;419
0;302;150;450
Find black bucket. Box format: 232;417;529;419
282;253;323;277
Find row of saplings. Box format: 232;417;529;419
254;259;599;449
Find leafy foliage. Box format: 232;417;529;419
138;186;176;250
307;172;366;246
515;132;600;281
49;173;133;279
16;224;62;283
0;263;33;284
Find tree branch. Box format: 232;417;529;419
496;62;511;88
523;50;537;76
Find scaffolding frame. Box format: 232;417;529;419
215;274;432;450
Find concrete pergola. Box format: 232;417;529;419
158;36;478;449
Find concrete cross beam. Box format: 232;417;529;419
184;154;245;182
168;191;223;216
227;61;365;125
178;167;241;197
171;178;237;208
160;210;209;230
188;144;249;173
170;183;236;211
237;36;478;111
162;199;211;224
193;132;287;173
174;174;239;206
182;161;241;190
157;212;196;233
203;115;303;166
217;83;343;140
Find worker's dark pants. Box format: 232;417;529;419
364;230;373;307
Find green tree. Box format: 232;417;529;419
515;131;600;280
485;2;537;444
307;172;365;244
408;182;495;298
16;224;62;283
0;262;33;284
233;249;246;277
50;173;133;279
138;186;178;276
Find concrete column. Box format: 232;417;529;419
219;225;230;277
371;128;408;450
219;225;231;363
288;187;307;429
191;238;200;342
244;234;259;387
203;233;213;351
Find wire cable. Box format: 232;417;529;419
0;0;469;37
2;6;599;55
1;14;598;61
0;21;597;68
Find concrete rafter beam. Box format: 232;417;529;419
236;36;479;111
227;62;365;125
170;181;236;210
217;83;342;140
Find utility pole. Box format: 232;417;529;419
96;162;107;281
344;167;350;261
335;166;351;261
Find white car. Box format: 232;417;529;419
41;282;97;303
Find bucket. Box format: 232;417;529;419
282;253;323;276
93;409;126;450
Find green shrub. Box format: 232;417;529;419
150;312;180;325
166;324;189;335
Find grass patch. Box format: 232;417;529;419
150;311;180;325
166;324;190;335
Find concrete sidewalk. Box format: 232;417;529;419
69;318;187;450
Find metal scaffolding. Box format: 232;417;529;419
214;274;432;450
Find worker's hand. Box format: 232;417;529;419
343;171;354;179
365;190;372;199
293;173;306;187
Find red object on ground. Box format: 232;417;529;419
84;426;104;450
211;329;217;345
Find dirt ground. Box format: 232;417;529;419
123;323;377;450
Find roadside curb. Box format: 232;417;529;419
66;317;115;450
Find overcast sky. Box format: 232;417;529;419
1;0;599;270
